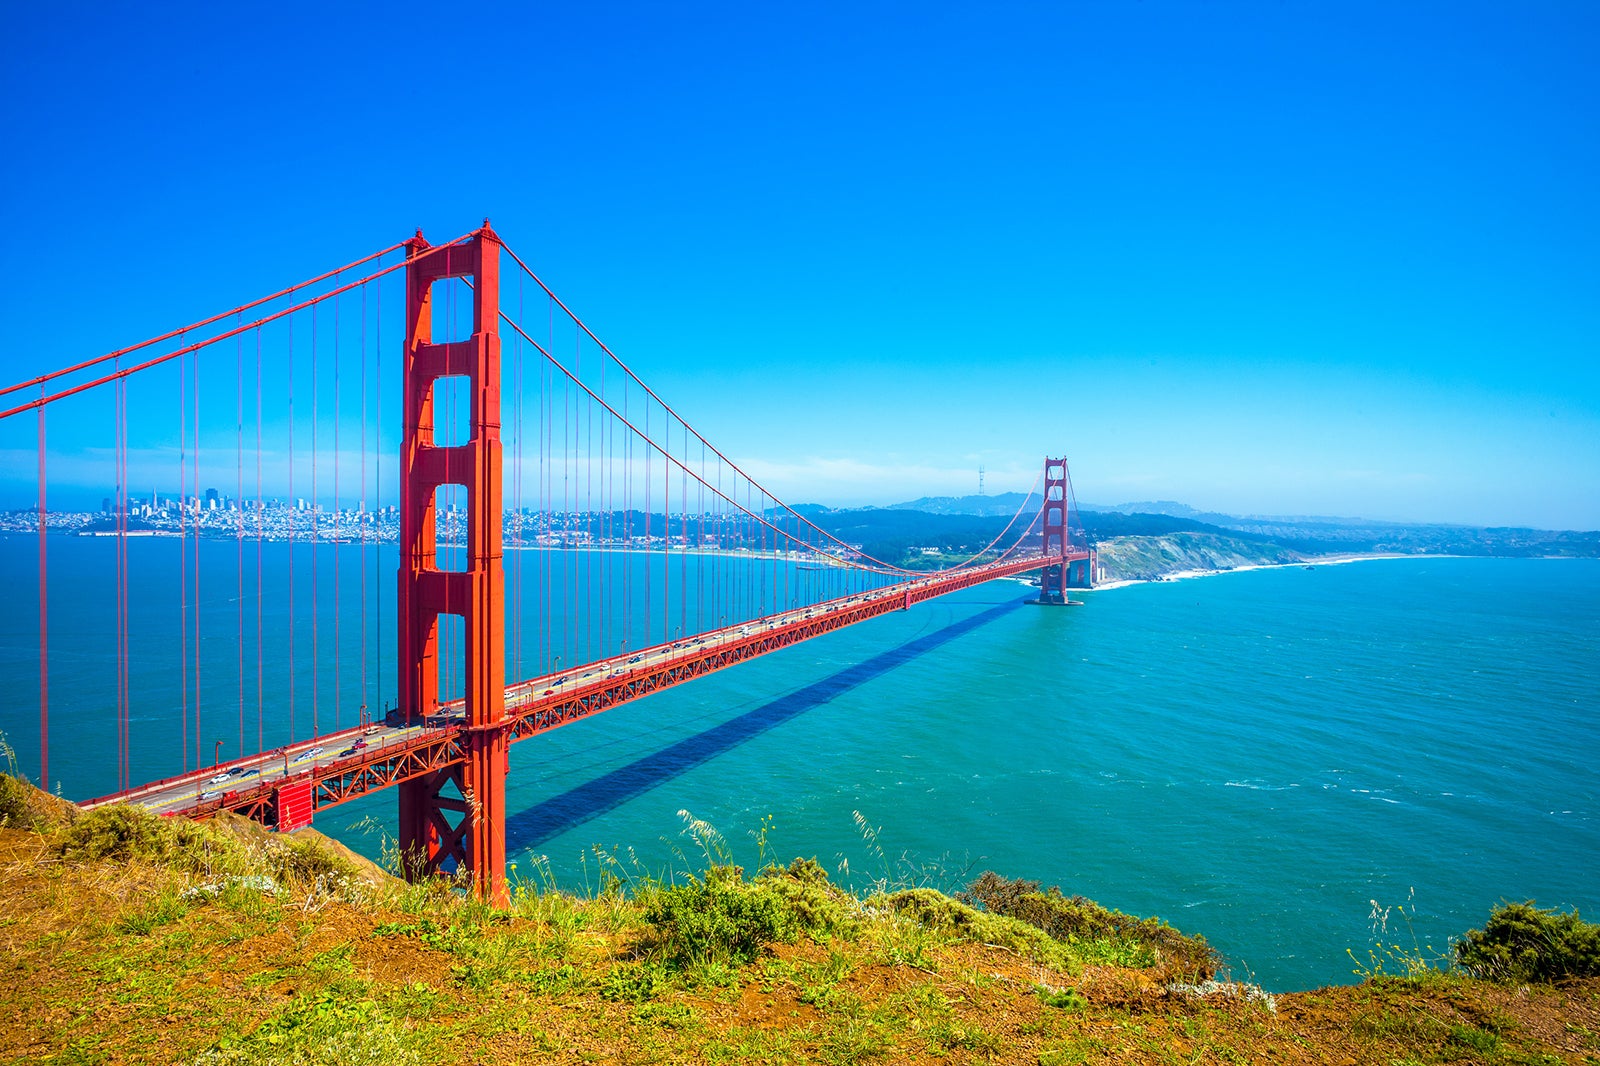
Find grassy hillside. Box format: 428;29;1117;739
1093;532;1307;583
2;776;1598;1065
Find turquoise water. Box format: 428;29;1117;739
3;546;1596;990
326;557;1600;991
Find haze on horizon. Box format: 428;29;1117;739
2;3;1595;531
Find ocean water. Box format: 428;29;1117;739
3;545;1596;991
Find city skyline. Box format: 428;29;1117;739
3;3;1596;529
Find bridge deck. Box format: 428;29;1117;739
84;551;1085;823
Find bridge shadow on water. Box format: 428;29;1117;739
505;595;1028;851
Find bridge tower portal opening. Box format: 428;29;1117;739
396;226;509;905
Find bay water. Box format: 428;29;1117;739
3;541;1595;991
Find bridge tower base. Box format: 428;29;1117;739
396;226;509;905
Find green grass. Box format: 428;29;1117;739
8;790;1599;1066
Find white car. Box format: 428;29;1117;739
208;772;233;785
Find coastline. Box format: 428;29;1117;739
1085;551;1419;591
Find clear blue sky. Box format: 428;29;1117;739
3;1;1596;528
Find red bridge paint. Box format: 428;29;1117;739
395;228;510;905
275;779;314;832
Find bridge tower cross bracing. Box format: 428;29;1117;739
1037;456;1073;605
396;226;510;905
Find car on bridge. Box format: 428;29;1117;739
207;771;233;785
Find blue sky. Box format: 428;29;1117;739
2;1;1596;528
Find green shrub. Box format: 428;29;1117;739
56;804;245;871
874;886;1065;965
1455;902;1600;983
643;865;797;968
959;871;1216;979
56;804;364;902
754;858;862;940
265;835;364;890
0;774;35;830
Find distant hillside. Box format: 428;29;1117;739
872;495;1600;562
885;492;1040;518
813;508;1033;566
811;506;1275;570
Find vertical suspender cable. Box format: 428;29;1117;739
622;366;630;659
359;286;368;722
192;346;201;771
178;351;188;773
587;337;595;666
255;327;263;754
287;318;295;742
116;373;128;789
311;303;319;736
512;270;522;683
644;401;651;649
36;397;48;792
373;279;383;717
237;318;245;757
662;414;670;644
334;292;341;732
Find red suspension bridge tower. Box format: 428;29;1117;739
395;225;510;904
1036;456;1093;604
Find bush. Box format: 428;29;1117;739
754;858;862;940
959;871;1217;980
0;772;77;833
0;774;35;830
56;804;244;871
873;886;1065;965
267;835;363;887
643;865;797;968
1455;902;1600;983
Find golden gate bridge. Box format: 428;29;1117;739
0;224;1092;903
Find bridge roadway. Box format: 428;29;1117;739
84;551;1080;826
